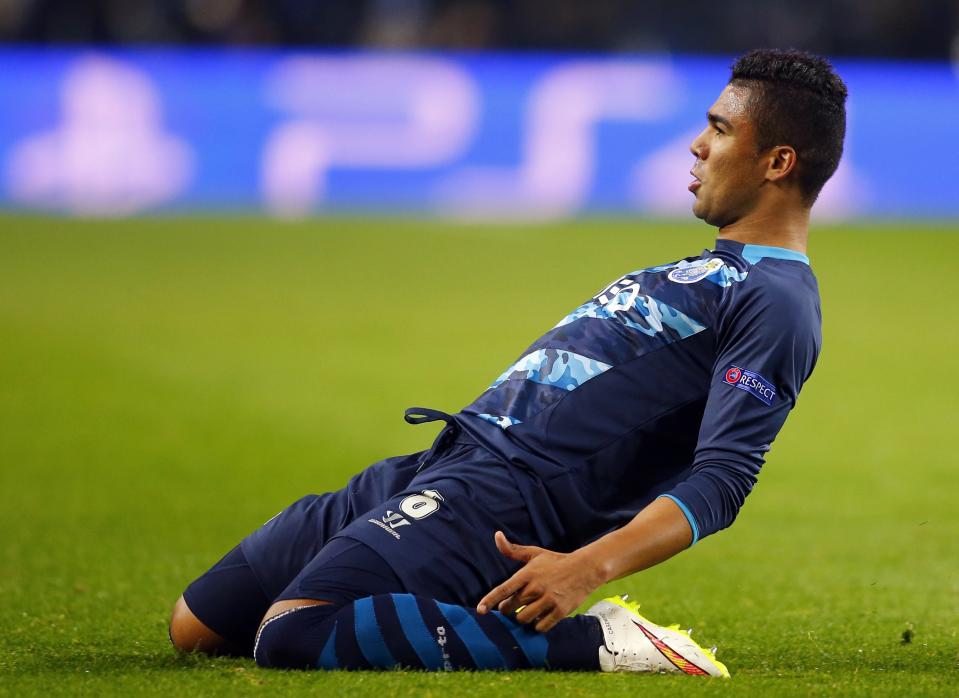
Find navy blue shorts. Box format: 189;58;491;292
183;438;536;651
314;441;536;606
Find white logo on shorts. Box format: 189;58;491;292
368;489;444;540
382;510;411;529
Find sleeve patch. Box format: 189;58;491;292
722;365;776;405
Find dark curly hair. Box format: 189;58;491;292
730;49;848;205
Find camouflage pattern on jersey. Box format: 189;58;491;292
705;263;748;287
554;290;706;339
491;348;611;391
476;413;522;429
470;378;570;426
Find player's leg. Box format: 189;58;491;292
169;596;227;654
255;592;609;670
251;535;605;670
251;449;608;670
170;450;424;655
251;536;404;667
170;545;268;655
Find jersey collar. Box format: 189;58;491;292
715;239;810;266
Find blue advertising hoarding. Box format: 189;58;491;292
0;48;955;218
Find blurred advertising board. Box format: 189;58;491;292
0;48;955;219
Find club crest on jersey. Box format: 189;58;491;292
722;364;776;405
667;258;724;284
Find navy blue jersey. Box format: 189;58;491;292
452;239;821;549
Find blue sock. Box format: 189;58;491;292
254;593;604;671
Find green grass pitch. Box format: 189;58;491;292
1;215;956;696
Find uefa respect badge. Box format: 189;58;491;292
722;365;776;405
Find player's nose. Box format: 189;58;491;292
689;129;708;159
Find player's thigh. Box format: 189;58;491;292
177;497;343;655
237;450;424;600
178;451;423;647
273;536;405;611
302;460;535;607
178;544;269;655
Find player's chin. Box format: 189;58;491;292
690;198;708;222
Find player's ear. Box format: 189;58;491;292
764;145;797;184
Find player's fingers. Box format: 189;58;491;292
497;589;532;616
493;530;542;563
534;607;566;633
498;579;547;614
497;599;519;616
477;574;527;614
513;595;552;625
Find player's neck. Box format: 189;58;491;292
717;204;810;254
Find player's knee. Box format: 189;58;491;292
254;601;337;670
169;595;226;655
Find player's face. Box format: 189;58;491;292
688;84;769;228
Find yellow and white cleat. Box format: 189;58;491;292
585;595;730;677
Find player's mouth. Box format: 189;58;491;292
688;170;702;193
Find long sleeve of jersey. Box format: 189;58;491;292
662;269;822;542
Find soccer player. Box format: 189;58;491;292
169;49;846;676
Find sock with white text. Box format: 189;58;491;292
253;593;604;671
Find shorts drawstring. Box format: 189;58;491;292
404;407;460;472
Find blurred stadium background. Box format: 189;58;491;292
1;2;958;696
0;1;958;218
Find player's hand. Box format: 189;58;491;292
475;531;604;633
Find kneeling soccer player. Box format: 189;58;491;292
170;49;846;676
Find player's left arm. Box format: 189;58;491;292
478;276;821;632
662;277;821;541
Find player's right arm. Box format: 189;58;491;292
476;495;695;632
